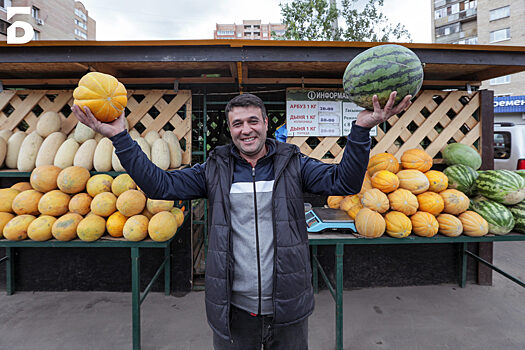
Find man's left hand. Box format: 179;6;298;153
355;91;412;129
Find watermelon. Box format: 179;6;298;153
507;201;525;233
474;170;525;205
469;198;515;235
442;143;482;170
342;44;424;110
443;164;478;196
515;170;525;181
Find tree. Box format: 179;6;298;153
278;0;411;42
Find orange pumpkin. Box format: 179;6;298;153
367;153;400;176
73;72;127;123
346;202;363;220
437;213;463;237
401;149;433;172
388;189;419;216
425;170;448;193
396;169;430;194
458;211;489;237
340;195;360;212
360;188;389;214
355;208;385;238
384;211;412;238
416;192;445;216
440;189;470;215
327;196;345;209
411;211;439;237
358;172;373;198
371;170;399;193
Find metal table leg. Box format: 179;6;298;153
460;242;467;288
335;243;344;350
131;247;141;350
312;245;318;294
164;245;171;296
6;247;14;296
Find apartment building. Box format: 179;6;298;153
431;0;525;98
214;20;286;40
0;0;95;41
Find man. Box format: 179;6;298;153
72;91;410;349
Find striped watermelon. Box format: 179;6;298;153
469;198;515;235
515;170;525;181
443;164;478;196
508;201;525;233
474;170;525;205
343;44;424;110
442;143;482;170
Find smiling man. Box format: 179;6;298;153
72;92;411;350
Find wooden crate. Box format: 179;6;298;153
287;90;482;164
0;89;192;165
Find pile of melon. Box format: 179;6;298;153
0;111;183;172
327;148;489;239
0;165;185;242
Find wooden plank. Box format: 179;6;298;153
459;122;481;146
183;98;192;165
0;91;47;130
0;90;16;111
309;137;339;159
126;90;166;128
141;91;190;134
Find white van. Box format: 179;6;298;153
494;123;525;170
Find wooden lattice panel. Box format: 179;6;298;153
287;90;481;164
0;89;192;165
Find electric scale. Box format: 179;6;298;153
305;207;356;233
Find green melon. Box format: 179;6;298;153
507;201;525;233
443;164;478;196
469;198;514;235
474;170;525;205
514;170;525;181
342;44;424;110
442;143;482;170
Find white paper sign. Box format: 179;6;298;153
342;102;377;137
287;101;319;136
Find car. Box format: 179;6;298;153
494;122;525;170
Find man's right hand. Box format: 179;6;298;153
71;105;126;138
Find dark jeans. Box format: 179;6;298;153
213;305;309;350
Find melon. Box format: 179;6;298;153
90;192;117;217
52;213;83;241
5;132;26;169
342;44;424;110
146;199;174;214
107;211;127;237
36;111;61;137
68;193;93;215
38;190;70;216
112;174;136;196
148;211;178;242
0;188;20;213
0;212;15;238
73;139;97;170
77;214;106;242
30;165;62;193
162;131;182;169
93;138;113;172
116;190;146;216
27;215;57;241
86;174;114;197
17;131;44;172
54;138;80;169
12;190;44;215
35;131;67;167
11;182;32;191
442;143;482;170
3;214;36;241
469;198;514;235
56;166;91;194
170;207;185;227
123;215;149;241
474;170;525;205
443;164;478;196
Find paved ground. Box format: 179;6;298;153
0;241;523;350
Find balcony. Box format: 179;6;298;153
448;8;477;23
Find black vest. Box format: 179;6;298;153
204;139;314;340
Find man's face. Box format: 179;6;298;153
228;106;268;160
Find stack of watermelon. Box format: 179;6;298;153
442;143;525;235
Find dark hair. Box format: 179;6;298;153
225;93;267;120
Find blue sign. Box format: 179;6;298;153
494;96;525;113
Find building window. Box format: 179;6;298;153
490;75;511;85
75;8;87;21
455;36;478;45
434;0;446;8
75;28;87;39
490;28;510;42
0;0;12;10
75;18;87;30
33;30;40;40
436;22;460;37
490;6;510;21
435;8;446;19
217;30;234;36
237;33;242;38
0;19;8;35
31;6;39;19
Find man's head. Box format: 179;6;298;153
225;94;268;162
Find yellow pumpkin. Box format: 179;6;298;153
106;211;128;237
371;170;399;193
3;215;36;241
416;192;444;216
170;207;185;227
86;174;114;197
358;172;373;198
27;215;57;241
123;215;149;241
38;190;71;216
360;188;389;213
367;153;400;176
0;188;20;213
30;165;62;193
458;211;489;237
340;195;361;212
425;170;448;193
327;196;345;209
411;211;439;237
355;208;385;238
440;189;470;215
11;182;32;191
384;211;412;238
52;213;83;241
111;173;136;196
396;169;430;194
12;190;44;215
388;189;419;216
400;148;433;172
77;214;106;242
116;189;146;217
73;72;128;123
90;192;117;217
437;213;463;237
146;199;174;214
346;202;363;220
56;166;91;194
148;211;178;242
0;212;15;238
68;193;93;216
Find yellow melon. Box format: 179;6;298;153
141;207;154;219
0;212;16;238
327;196;344;209
68;193;93;215
38;190;70;216
148;211;178;242
12;190;44;215
52;213;83;241
123;215;149;241
111;174;136;196
11;182;32;192
116;190;146;216
90;192;117;217
56;166;91;194
3;215;36;241
30;165;62;192
77;214;106;242
146;199;174;214
106;211;127;237
86;174;114;197
170;207;185;227
27;215;57;241
0;188;20;213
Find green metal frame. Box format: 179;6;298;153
309;233;525;350
0;213;188;350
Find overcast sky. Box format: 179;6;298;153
80;0;431;43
